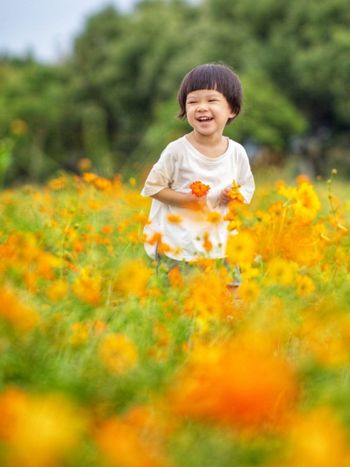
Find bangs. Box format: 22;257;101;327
181;66;227;96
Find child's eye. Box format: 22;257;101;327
209;99;218;102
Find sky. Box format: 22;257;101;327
0;0;137;63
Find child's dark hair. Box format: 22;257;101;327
177;63;242;124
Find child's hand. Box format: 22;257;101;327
219;186;232;206
183;193;207;211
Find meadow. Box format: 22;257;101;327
0;166;350;466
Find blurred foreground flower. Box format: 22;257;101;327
99;333;138;374
226;230;256;266
95;416;169;467
168;340;297;430
285;408;350;467
114;259;153;298
0;388;88;467
0;287;39;332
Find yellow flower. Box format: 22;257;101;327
238;281;260;303
226;231;256;265
184;267;235;320
46;280;69;302
296;274;315;296
114;259;153;298
276;180;297;199
293;182;321;222
227;180;245;204
287;408;350;467
70;322;89;346
48;176;66;191
227;218;241;231
99;333;138;374
266;257;298;286
73;270;102;306
0;388;88;467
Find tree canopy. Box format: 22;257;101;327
0;0;349;183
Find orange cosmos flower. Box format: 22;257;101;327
167;214;183;224
169;341;297;429
146;232;172;255
0;287;39;332
190;180;210;197
95;416;169;467
168;266;184;288
73;273;101;306
83;172;97;184
203;231;213;252
101;224;113;234
94;176;112;191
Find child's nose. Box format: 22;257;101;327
197;101;209;111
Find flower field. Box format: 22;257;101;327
1;170;350;466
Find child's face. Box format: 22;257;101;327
185;89;235;139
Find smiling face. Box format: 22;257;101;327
185;89;236;139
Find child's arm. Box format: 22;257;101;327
152;188;206;210
219;146;255;206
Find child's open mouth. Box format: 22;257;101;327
197;116;213;122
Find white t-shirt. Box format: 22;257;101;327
141;135;255;261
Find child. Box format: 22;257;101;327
141;63;255;270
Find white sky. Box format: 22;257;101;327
0;0;137;63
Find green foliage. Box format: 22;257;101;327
0;0;350;183
227;73;308;151
82;104;114;177
0;138;13;186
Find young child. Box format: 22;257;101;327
141;63;255;269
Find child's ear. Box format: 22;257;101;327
227;112;236;124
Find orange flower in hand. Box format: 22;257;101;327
190;181;210;197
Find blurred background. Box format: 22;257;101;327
1;0;350;185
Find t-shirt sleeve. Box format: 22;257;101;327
237;146;255;204
141;147;175;197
